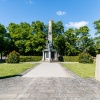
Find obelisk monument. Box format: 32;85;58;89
42;19;57;61
48;19;52;44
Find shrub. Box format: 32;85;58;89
79;52;93;63
20;56;42;62
6;51;20;63
58;55;64;62
63;56;79;62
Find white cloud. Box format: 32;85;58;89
56;11;66;16
65;21;89;29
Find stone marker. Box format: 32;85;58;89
95;54;100;81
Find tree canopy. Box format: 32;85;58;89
94;19;100;51
0;19;99;58
0;24;6;61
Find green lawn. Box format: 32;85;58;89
61;63;96;78
0;63;37;77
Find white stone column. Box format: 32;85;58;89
49;51;51;61
42;51;44;61
55;52;58;60
95;54;100;81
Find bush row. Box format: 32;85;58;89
6;51;42;63
20;56;42;62
63;56;79;62
5;51;94;63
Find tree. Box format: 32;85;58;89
0;24;6;61
7;22;33;55
87;38;97;56
64;28;79;56
76;26;90;52
31;21;46;55
7;21;47;56
7;23;20;52
54;34;65;55
94;19;100;53
52;21;64;38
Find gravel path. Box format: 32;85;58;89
22;62;74;78
0;62;100;100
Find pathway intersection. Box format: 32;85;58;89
0;62;100;100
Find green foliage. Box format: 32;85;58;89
52;21;64;38
7;21;46;55
0;20;97;57
63;56;79;62
76;26;90;52
58;55;64;62
94;19;100;52
54;34;65;55
20;56;42;62
94;19;100;34
79;52;93;63
6;51;20;63
0;24;6;61
7;22;33;55
64;28;79;56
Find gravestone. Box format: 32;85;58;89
42;19;58;62
95;54;100;81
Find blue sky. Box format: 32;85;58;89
0;0;100;37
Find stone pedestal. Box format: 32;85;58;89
95;54;100;81
42;49;58;62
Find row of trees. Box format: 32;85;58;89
0;19;100;60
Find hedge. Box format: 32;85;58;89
20;56;42;62
20;56;78;62
63;56;79;62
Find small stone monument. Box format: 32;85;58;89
42;19;58;62
95;54;100;81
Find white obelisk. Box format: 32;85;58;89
42;18;57;62
48;19;52;44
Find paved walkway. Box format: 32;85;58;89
0;62;100;100
22;62;74;78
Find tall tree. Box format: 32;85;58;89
0;24;6;61
54;34;65;55
76;26;90;52
52;21;64;38
64;28;78;56
87;38;97;56
31;21;46;55
7;22;33;55
94;19;100;53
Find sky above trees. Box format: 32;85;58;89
0;0;100;37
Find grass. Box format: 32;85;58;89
61;63;96;78
0;63;37;77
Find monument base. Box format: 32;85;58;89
42;49;58;62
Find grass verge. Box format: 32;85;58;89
0;63;37;77
61;63;95;78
